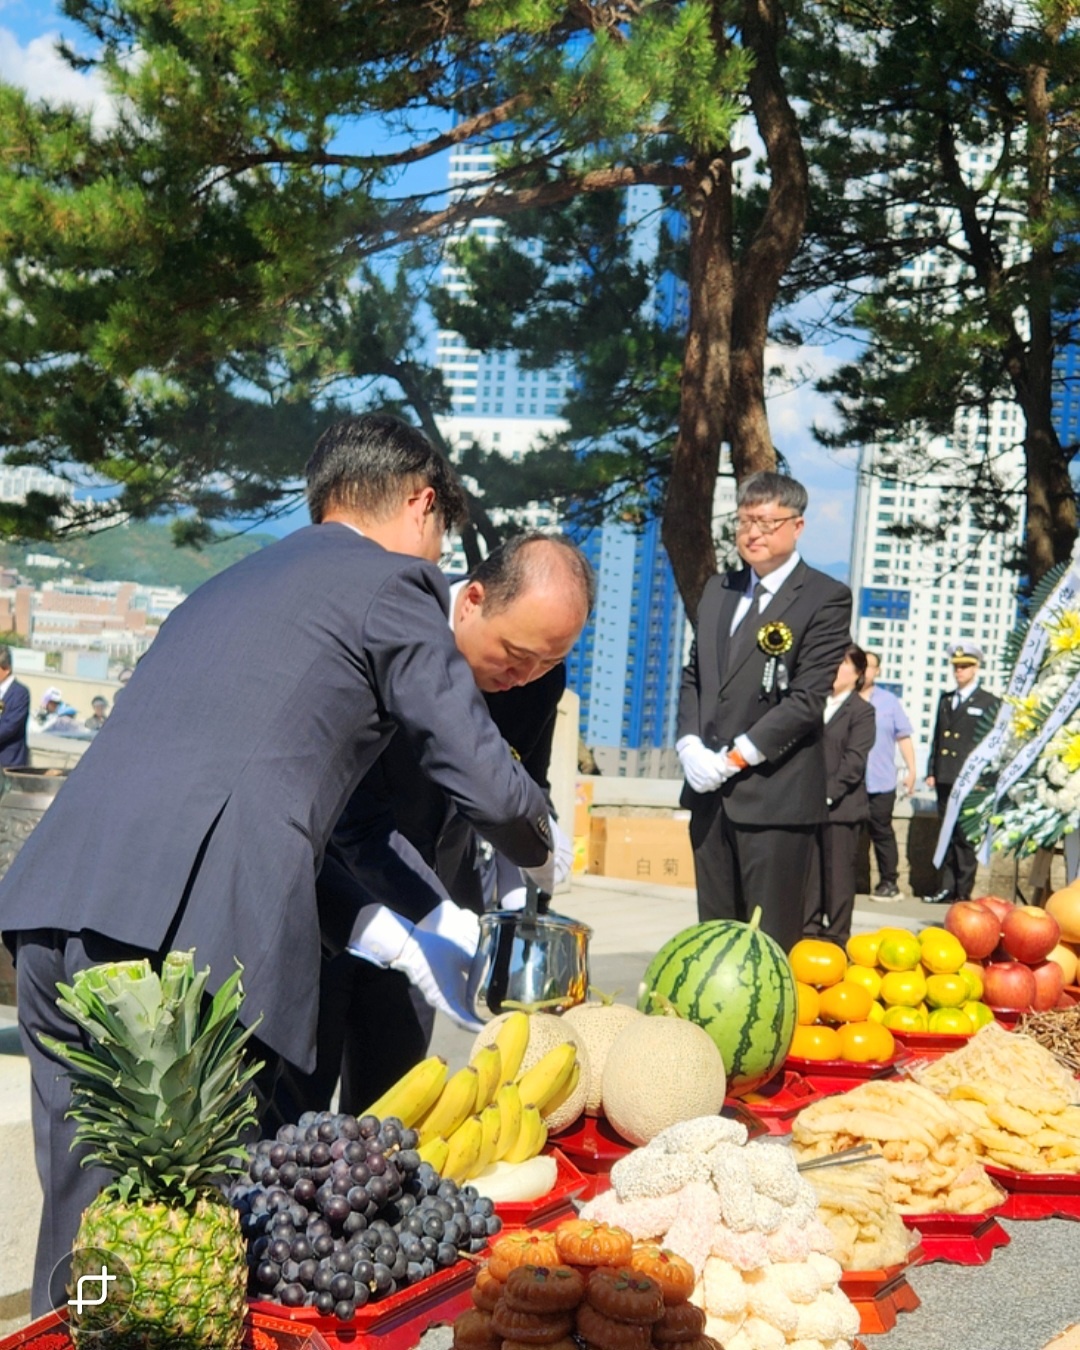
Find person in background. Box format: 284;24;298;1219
861;651;917;901
36;688;82;735
84;696;110;732
924;640;1001;904
0;646;30;767
676;470;852;953
803;644;876;947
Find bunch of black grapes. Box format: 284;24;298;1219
230;1110;501;1321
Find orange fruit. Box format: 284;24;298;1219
928;1007;974;1034
844;964;882;1000
963;1000;995;1030
919;929;968;975
837;1021;896;1063
925;973;969;1009
880;968;927;1007
867;1000;886;1024
959;962;985;1001
795;981;821;1026
845;933;882;968
817;980;874;1024
881;1004;928;1032
789;1023;843;1061
877;932;922;971
789;939;847;988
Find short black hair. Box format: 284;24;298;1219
844;642;869;690
469;533;596;616
305;413;468;531
0;645;12;673
736;471;808;516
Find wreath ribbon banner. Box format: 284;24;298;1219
934;546;1080;869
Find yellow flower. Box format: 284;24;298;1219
1060;732;1080;773
1045;610;1080;654
1007;694;1040;738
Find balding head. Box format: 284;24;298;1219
454;534;593;692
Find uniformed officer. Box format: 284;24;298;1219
923;640;1000;903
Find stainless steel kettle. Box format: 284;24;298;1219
466;908;592;1022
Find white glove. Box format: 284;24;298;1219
716;752;743;783
522;814;567;894
677;735;726;794
349;902;483;1031
499;886;529;911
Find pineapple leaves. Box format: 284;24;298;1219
46;950;263;1201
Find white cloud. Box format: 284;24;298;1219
0;28;114;126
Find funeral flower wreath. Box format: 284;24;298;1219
964;558;1080;857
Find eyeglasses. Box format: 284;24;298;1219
735;514;801;535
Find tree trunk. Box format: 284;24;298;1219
1021;54;1077;584
729;0;810;478
662;157;734;621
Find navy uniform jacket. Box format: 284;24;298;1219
677;561;852;826
0;678;29;768
929;684;1000;787
0;525;550;1069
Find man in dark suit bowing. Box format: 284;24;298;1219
2;413;556;1315
677;471;852;953
0;645;30;767
277;533;592;1120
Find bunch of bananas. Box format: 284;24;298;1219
362;1011;579;1184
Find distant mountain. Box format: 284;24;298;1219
0;521;277;594
812;560;850;585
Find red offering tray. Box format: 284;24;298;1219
900;1207;1009;1263
891;1029;972;1053
249;1256;476;1348
985;1164;1080;1220
494;1148;587;1228
547;1116;631;1199
0;1307;334;1350
784;1053;901;1079
731;1070;826;1134
839;1245;923;1335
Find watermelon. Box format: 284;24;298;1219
637;907;796;1094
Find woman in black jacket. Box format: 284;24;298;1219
803;643;877;947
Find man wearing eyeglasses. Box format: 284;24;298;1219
676;471;852;951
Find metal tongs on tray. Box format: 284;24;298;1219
796;1143;879;1172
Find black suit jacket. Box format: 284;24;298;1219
929;683;1001;786
0;678;29;768
677;560;852;826
325;663;565;916
824;694;876;824
0;525;550;1069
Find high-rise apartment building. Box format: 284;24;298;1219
435;146;689;753
849;418;1026;771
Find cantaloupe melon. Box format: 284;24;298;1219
600;1015;727;1146
562;1001;644;1116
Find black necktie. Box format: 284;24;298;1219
725;579;764;675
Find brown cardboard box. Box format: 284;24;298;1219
573;779;594;837
587;815;694;888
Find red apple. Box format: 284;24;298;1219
974;895;1015;925
1030;959;1065;1011
945;901;1002;959
1001;906;1061;965
1057;992;1077;1009
982;960;1037;1011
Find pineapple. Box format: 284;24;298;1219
43;949;261;1350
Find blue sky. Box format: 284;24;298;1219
1;2;860;571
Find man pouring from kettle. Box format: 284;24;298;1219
273;530;594;1122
